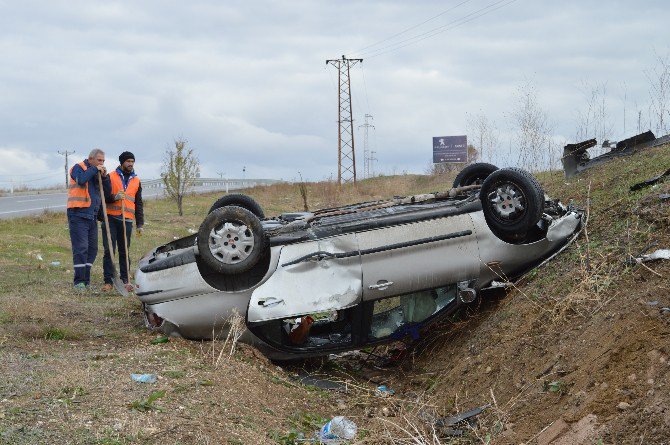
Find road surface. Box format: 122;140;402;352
0;187;222;219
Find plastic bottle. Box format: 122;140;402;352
318;416;357;443
131;373;157;383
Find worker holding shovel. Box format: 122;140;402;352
102;151;144;293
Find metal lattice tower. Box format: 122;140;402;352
326;55;363;184
358;114;374;179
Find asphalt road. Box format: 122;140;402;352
0;187;224;219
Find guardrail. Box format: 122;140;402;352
142;177;281;193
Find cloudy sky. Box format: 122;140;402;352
0;0;668;188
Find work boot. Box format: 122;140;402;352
102;283;113;292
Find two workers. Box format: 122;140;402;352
66;149;143;292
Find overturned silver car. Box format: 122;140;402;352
136;164;582;360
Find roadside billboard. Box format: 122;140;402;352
433;135;468;163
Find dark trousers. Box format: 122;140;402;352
102;217;133;284
67;214;98;286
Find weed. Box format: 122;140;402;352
128;390;166;412
544;380;564;395
163;370;185;379
43;327;67;340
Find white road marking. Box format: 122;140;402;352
16;198;50;203
0;204;67;215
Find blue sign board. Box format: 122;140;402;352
433;135;468;163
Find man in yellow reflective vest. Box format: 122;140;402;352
102;151;145;291
67;148;111;291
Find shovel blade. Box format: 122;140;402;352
112;276;129;297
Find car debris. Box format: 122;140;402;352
135;164;583;361
292;373;348;392
630;167;670;191
434;404;490;436
638;249;670;262
562;131;670;178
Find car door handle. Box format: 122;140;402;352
369;281;394;290
258;297;284;308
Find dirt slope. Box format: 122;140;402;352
371;144;670;444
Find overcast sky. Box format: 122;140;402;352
0;0;668;188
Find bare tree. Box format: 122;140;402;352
466;111;499;163
575;81;613;156
161;138;200;216
510;81;552;172
645;50;670;135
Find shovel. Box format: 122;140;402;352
98;173;129;297
120;197;133;292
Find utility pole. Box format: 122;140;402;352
57;149;75;189
326;55;363;185
358;114;374;179
216;171;226;179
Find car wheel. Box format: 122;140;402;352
479;168;544;241
208;193;265;218
453;163;499;188
197;206;266;274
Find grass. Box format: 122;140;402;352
1;153;669;443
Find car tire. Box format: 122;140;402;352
453;163;499;188
197;206;266;274
479;167;544;242
208;194;265;219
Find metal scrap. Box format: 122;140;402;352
562;131;670;178
434;404;490;436
630;168;670;191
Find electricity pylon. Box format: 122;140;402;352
358;114;374;179
326;55;363;184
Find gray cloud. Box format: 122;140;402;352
0;0;668;188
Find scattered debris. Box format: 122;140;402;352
318;416;357;443
187;228;197;234
434;404;490;436
36;254;43;261
131;373;157;384
647;301;660;306
660;308;670;316
630;167;670;191
659;193;670;202
638;249;670;263
292;373;348;392
50;261;60;266
562;131;670;177
375;385;395;397
150;336;170;345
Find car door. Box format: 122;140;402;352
248;233;362;323
246;233;363;353
357;213;480;300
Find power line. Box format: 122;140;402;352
355;0;518;60
352;0;475;55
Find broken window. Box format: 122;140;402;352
369;284;457;339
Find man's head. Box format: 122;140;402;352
119;151;135;173
88;148;105;167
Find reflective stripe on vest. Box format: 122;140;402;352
108;171;140;220
66;161;91;209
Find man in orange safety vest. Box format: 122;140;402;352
102;151;144;291
67;148;111;291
